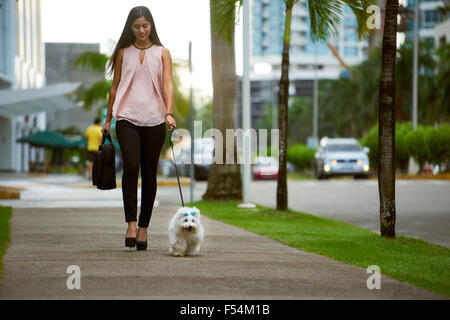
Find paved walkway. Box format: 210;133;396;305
0;205;447;299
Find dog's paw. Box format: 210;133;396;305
172;251;184;257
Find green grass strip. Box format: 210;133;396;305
0;206;12;282
187;200;450;296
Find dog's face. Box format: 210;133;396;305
175;206;201;233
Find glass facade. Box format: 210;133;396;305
252;0;362;59
252;0;284;56
406;0;444;41
344;46;358;57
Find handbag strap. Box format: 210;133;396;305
101;131;113;145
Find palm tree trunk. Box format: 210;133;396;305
378;0;398;238
203;0;242;200
276;2;294;210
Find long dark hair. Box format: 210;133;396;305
107;6;163;76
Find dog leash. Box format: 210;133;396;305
168;124;185;207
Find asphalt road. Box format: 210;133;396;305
173;179;450;247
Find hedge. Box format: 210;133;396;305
287;143;316;171
361;122;450;173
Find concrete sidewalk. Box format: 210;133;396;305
0;205;447;299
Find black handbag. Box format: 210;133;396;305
92;132;117;190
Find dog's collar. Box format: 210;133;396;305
184;212;196;217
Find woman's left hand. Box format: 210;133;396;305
165;114;176;132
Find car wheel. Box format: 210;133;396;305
318;173;329;180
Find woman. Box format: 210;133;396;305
103;6;176;251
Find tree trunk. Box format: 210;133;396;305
203;0;242;201
378;0;398;238
276;3;293;210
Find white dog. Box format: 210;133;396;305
168;206;204;257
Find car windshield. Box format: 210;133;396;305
325;144;361;152
255;158;277;166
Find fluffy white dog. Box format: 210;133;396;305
168;206;204;257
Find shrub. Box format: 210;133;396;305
405;125;433;172
395;122;412;173
287;143;316;171
362;122;450;173
361;123;379;172
362;122;411;173
427;124;450;170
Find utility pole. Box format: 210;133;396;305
409;0;419;174
412;0;418;131
189;41;194;202
239;0;255;208
313;43;318;142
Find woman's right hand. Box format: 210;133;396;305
102;120;111;134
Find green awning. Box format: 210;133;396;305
17;130;84;149
17;131;120;151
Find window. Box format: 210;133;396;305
325;144;361;152
344;17;357;27
344;30;358;42
423;10;442;29
344;46;358;57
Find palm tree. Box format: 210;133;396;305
377;0;398;238
74;51;111;111
277;0;379;210
202;0;242;200
276;0;299;210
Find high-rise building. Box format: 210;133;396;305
406;0;444;43
237;0;369;130
434;8;450;45
45;42;104;133
0;0;80;172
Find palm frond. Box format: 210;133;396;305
342;0;383;40
307;0;344;41
210;0;241;42
74;51;109;74
81;80;112;110
307;0;381;41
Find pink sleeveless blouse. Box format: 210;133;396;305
112;44;166;127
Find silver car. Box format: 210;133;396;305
314;137;370;179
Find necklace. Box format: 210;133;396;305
133;43;154;50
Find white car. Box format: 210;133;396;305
314;137;370;179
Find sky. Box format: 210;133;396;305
41;0;239;100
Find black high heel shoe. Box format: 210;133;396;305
125;229;137;248
136;231;147;251
125;236;137;248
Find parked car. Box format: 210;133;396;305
314;137;370;179
252;156;278;180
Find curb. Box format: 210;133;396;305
72;178;193;189
0;186;21;199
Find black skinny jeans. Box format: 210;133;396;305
115;119;166;228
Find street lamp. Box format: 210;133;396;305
409;0;420;174
238;0;256;209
